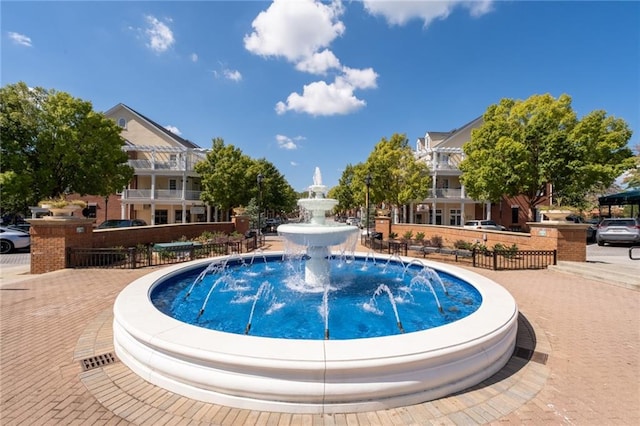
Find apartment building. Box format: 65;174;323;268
102;104;217;225
412;116;540;231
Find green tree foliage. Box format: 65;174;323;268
194;139;297;218
195;138;254;216
360;133;431;220
459;94;634;218
0;82;133;214
622;144;640;189
330;164;359;214
250;158;298;215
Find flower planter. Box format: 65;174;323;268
541;209;573;222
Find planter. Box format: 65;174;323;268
376;209;391;217
233;207;247;216
541;209;574;222
41;205;81;217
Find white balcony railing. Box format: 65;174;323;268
123;189;202;201
427;188;463;198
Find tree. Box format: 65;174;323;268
0;82;133;214
622;144;640;189
359;133;431;221
330;164;359;214
459;94;634;219
195;138;254;218
194;139;297;219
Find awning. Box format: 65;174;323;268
598;189;640;206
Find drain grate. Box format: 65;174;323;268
514;346;549;365
80;352;118;371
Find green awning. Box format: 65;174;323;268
598;189;640;206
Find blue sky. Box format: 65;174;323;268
2;0;639;192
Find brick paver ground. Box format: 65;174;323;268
1;239;638;425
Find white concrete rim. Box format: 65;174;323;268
113;251;518;414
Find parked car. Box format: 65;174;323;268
6;223;30;234
595;218;640;246
96;219;147;229
586;218;600;243
463;220;506;231
0;226;31;254
345;217;360;227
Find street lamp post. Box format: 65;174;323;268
257;173;263;237
365;174;372;239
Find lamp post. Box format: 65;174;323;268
257;173;263;236
364;174;372;239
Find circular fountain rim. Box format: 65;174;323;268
113;251;518;413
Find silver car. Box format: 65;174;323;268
0;226;31;254
595;218;640;246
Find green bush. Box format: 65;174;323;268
402;230;414;242
430;235;443;248
414;232;425;243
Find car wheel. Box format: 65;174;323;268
596;240;604;246
0;239;14;254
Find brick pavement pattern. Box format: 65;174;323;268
1;243;638;425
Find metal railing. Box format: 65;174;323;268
66;236;264;269
471;249;557;270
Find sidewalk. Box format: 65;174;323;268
1;243;638;425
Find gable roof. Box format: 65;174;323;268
104;103;201;149
435;116;483;149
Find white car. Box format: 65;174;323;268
0;226;31;254
463;220;506;231
345;217;360;227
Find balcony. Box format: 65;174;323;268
429;188;463;198
123;189;202;201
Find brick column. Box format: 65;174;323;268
374;216;392;240
232;214;251;236
28;218;94;274
528;222;590;262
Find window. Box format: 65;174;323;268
117;117;127;129
449;209;462;226
511;206;519;224
169;179;177;191
154;210;168;225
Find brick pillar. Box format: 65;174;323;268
28;218;94;274
375;216;392;240
528;222;590;262
232;214;251;236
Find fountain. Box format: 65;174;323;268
113;167;518;414
277;167;360;288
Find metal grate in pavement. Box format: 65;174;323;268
514;346;549;365
80;352;118;371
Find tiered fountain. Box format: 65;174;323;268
113;167;518;414
277;167;359;288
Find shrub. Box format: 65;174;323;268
388;232;398;240
401;230;414;242
430;235;443;248
493;242;518;258
414;232;425;244
454;240;473;250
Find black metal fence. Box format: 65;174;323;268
471;249;557;270
361;235;556;271
67;235;264;269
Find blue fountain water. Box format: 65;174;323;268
151;255;482;340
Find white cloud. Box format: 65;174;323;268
290;161;298;167
276;134;305;150
144;15;175;53
224;69;243;82
295;49;341;75
164;125;182;135
8;32;32;47
190;53;198;62
362;0;494;27
276;134;299;150
275;79;366;116
339;67;378;90
244;0;345;62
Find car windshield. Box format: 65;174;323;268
602;219;635;227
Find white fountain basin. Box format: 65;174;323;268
277;223;358;247
113;252;518;414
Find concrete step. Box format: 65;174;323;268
548;261;639;291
